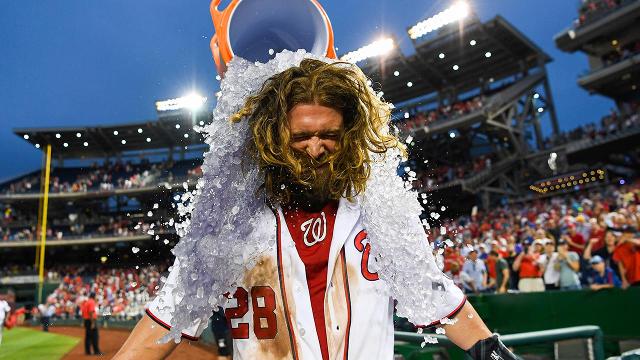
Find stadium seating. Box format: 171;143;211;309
34;263;168;321
576;0;629;27
0;158;203;195
433;178;639;294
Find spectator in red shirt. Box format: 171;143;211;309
613;236;640;289
565;224;586;255
81;292;102;356
513;241;544;292
588;220;606;252
443;246;465;273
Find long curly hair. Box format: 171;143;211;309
230;58;405;205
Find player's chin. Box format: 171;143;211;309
316;163;330;171
313;163;334;181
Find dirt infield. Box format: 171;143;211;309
45;326;219;359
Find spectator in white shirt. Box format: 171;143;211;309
538;239;560;290
462;249;488;293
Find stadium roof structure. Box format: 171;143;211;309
554;0;640;102
14;110;211;159
358;15;551;105
554;0;640;54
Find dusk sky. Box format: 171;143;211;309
0;0;614;181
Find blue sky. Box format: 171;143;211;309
0;0;614;181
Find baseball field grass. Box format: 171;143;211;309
0;327;79;360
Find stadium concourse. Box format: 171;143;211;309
0;0;639;359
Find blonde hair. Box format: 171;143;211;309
230;58;405;204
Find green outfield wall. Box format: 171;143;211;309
395;287;640;359
468;287;638;339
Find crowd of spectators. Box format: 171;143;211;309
431;180;640;294
407;154;495;190
51;160;162;193
0;214;166;242
598;40;640;70
402;105;639;189
0;264;37;277
544;105;640;149
396;96;484;133
575;0;628;27
33;263;168;321
4;175;39;194
2;158;202;195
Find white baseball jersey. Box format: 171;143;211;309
0;300;10;324
147;198;465;359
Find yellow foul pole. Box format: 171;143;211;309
37;144;52;304
34;149;48;267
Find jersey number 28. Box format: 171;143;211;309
225;286;277;339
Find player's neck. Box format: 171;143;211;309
285;191;336;213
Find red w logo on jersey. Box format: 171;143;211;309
300;212;327;247
354;230;379;281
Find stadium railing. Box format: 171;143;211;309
395;325;605;360
0;233;171;248
566;122;640;153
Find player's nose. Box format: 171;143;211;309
306;137;325;160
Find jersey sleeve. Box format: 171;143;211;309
427;276;466;327
145;259;209;340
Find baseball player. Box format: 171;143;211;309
0;299;10;345
116;57;516;359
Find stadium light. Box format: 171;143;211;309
408;1;470;40
35;144;40;148
485;51;492;58
121;139;127;145
407;81;413;87
469;39;477;46
452;64;460;71
438;53;445;59
146;137;151;142
76;132;82;138
155;93;207;112
63;142;69;147
533;93;540;99
113;130;119;135
23;134;29;140
138;128;143;134
340;37;395;64
55;133;61;139
83;142;89;147
537;107;544;113
394;70;400;76
175;124;181;129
